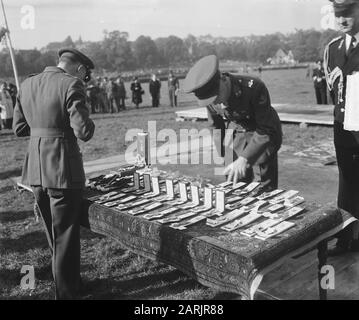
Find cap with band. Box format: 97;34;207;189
330;0;359;17
183;55;221;107
58;48;95;70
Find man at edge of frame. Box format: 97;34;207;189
324;0;359;256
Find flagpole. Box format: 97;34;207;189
1;0;20;89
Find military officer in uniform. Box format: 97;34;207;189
183;55;282;191
324;0;359;255
13;48;95;299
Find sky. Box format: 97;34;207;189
0;0;334;50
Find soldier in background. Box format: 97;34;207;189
312;59;328;104
149;73;161;108
106;78;119;113
7;83;17;108
0;82;13;130
85;80;99;114
116;76;127;110
130;77;144;109
168;71;179;107
98;77;109;113
324;0;359;255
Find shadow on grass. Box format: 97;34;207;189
0;168;22;180
0;210;34;224
81;269;198;300
1;230;48;253
0;268;22;289
35;263;53;281
80;226;105;241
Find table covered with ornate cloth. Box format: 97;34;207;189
80;187;356;300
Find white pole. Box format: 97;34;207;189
1;0;20;89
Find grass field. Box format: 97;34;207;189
0;68;336;300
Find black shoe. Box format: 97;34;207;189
328;244;350;257
350;239;359;252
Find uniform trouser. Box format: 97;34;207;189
168;89;177;107
117;97;126;109
314;86;327;105
334;145;359;245
32;186;83;299
151;94;160;107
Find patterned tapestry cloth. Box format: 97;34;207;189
81;188;353;300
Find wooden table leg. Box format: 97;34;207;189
317;240;328;300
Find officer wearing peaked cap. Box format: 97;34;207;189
324;0;359;256
183;55;282;191
13;48;96;299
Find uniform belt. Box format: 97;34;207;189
30;128;74;138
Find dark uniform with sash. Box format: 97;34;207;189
324;0;359;252
13;48;95;299
183;55;282;191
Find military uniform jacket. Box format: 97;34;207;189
149;79;161;96
13;66;95;189
207;74;282;165
324;35;359;147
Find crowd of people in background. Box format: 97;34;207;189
0;70;181;134
0;81;17;131
85;71;180;113
85;76;127;114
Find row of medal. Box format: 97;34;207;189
88;171;305;240
86;164;143;192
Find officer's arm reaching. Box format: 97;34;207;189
207;105;226;157
241;81;274;164
66;79;95;142
225;81;279;185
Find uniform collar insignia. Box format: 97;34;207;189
248;79;254;88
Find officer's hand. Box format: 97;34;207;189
224;156;250;185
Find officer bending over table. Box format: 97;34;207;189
183;55;282;192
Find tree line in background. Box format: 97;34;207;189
0;28;341;78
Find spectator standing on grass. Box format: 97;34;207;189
258;66;263;78
116;77;126;110
12;48;95;299
323;0;359;256
183;55;282;192
99;77;109;113
0;82;13;130
106;78;119;113
149;73;161;108
85;81;99;114
312;60;328;104
130;77;144;109
7;83;17;108
168;71;179;107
